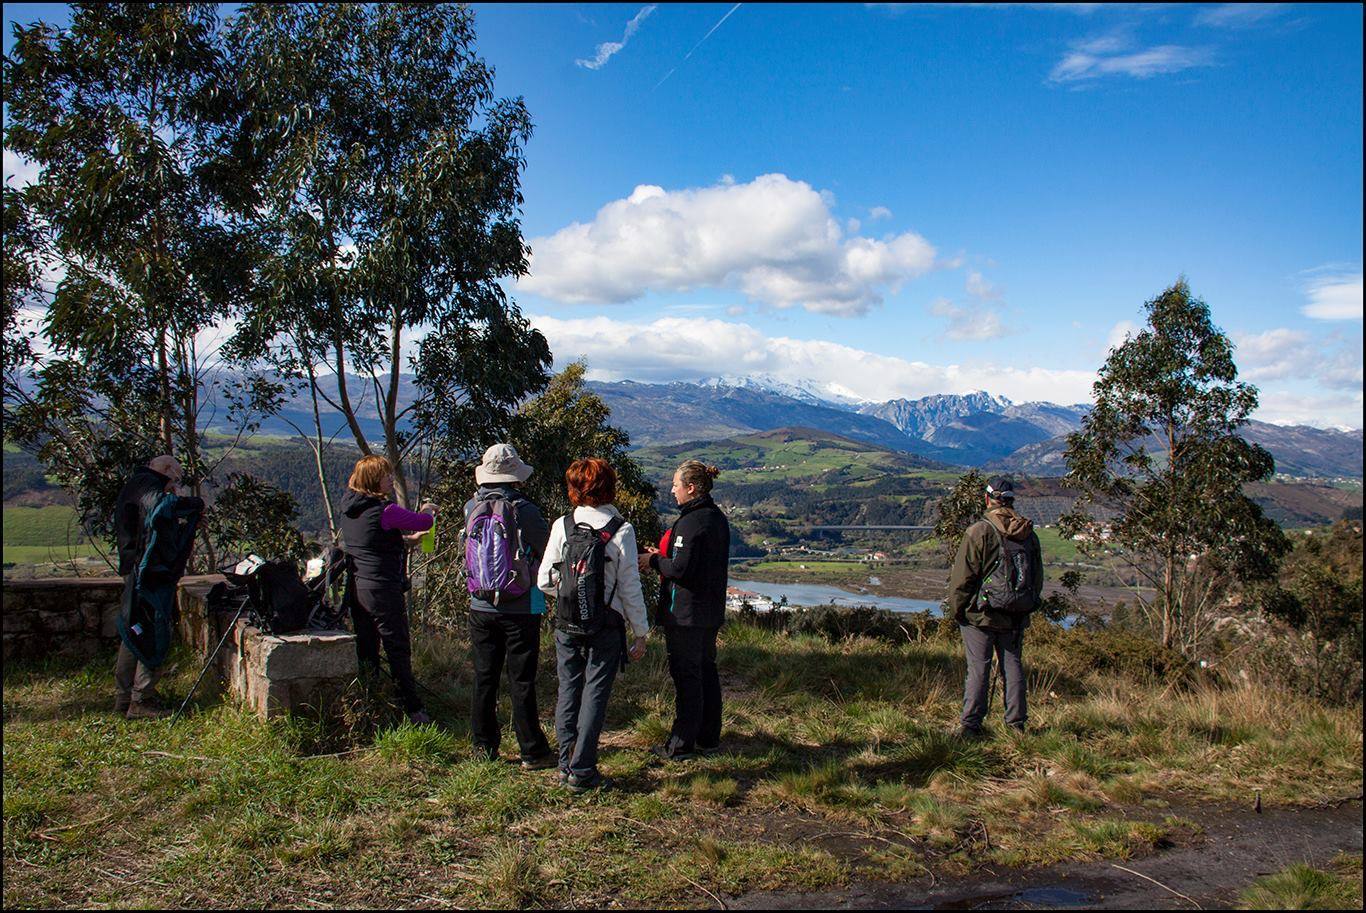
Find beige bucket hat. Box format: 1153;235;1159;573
476;443;534;485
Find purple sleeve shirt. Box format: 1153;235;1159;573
380;503;434;533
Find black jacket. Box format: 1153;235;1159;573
462;484;551;615
652;494;730;628
339;489;406;588
115;465;172;575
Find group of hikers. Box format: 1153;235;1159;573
112;443;1043;788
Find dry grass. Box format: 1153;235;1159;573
3;619;1361;908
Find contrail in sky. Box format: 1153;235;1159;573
654;3;742;89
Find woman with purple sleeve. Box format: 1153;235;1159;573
338;455;436;724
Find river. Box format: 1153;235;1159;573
729;578;943;614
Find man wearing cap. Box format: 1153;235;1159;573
947;477;1044;738
462;444;555;767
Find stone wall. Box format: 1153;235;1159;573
1;574;226;664
178;576;357;719
2;577;125;663
4;575;358;722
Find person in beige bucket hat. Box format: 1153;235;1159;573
464;442;554;767
475;443;534;485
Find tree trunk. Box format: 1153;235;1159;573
306;359;338;543
332;329;372;456
384;308;409;508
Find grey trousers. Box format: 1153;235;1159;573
554;625;623;781
960;624;1026;730
114;642;162;702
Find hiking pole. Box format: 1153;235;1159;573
171;598;251;724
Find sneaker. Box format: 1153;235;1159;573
1007;722;1027;735
566;773;611;793
408;710;433;725
956;726;986;741
521;752;557;771
475;746;500;763
113;694;131;714
696;743;722;756
650;743;695;762
558;769;570;785
127;696;172;720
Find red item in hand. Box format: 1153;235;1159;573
659;529;672;555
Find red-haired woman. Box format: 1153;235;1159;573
339;454;435;724
537;458;649;792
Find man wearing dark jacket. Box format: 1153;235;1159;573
948;477;1044;738
641;461;730;760
113;455;183;719
462;444;555;768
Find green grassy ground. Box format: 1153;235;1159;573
3;504;88;547
1239;853;1363;910
4;617;1360;908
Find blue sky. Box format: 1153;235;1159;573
5;3;1363;427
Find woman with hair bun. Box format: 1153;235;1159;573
638;460;730;760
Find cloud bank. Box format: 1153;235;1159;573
530;313;1096;404
522;174;938;316
1050;36;1214;84
1301;271;1364;321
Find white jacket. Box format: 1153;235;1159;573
537;505;650;639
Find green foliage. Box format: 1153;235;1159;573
1061;280;1289;653
933;469;986;561
1251;521;1363;705
199;472;306;565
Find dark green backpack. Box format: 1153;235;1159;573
976;524;1039;616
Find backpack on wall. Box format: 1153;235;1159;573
976;525;1039;616
464;495;531;605
555;515;624;637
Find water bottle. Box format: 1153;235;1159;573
421;521;436;554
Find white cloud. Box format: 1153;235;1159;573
1049;39;1214;84
930;297;1007;341
522;174;938;317
1254;389;1364;431
965;270;1001;300
1234;328;1314;382
3;148;41;188
1106;320;1140;350
529;313;1094;404
1194;4;1285;29
869;206;893;221
576;5;656;70
1301;272;1363;321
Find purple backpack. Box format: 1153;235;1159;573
464;496;531;605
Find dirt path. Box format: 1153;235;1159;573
729;799;1363;910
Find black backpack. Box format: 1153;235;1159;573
555;515;624;636
976;524;1039;616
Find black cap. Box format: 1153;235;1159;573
986;477;1015;500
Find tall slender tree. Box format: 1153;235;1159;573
1060;279;1289;653
224;3;550;508
3;4;276;560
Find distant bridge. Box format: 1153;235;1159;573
801;525;934;531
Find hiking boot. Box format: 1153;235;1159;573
696;742;722;756
956;726;986;742
126;696;171;720
475;745;500;763
113;694;131;714
1007;721;1027;735
521;752;557;771
650;743;695;762
566;773;611;793
407;710;433;725
558;768;571;785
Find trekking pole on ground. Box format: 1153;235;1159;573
171;599;251;724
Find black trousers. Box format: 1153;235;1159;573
664;625;722;754
349;582;424;714
469;611;551;760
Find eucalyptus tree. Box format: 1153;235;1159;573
224;3;550;509
1060;280;1289;653
2;3;274;557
